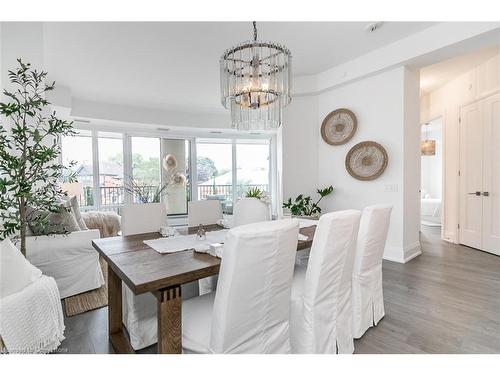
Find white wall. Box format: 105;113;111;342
421;119;442;200
1;22;45;137
70;98;230;130
281;96;319;201
0;23;5;133
282;66;422;262
420;52;500;242
402;67;422;253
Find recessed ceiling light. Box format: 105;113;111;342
364;22;384;33
156;127;170;131
210;131;223;134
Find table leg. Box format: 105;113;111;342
156;285;182;354
108;264;134;353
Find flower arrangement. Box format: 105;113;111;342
124;153;187;203
163;154;178;171
245;187;271;205
282;185;334;217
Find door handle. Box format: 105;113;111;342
468;191;481;196
482;192;489;197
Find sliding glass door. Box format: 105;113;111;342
236;140;270;199
195;138;271;214
196;140;234;214
129;137;190;215
61;129;95;211
161;139;190;215
130;136;161;204
98;132;124;211
61;129;273;217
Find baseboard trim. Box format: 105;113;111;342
383;241;422;263
443;230;458;244
404;242;422;262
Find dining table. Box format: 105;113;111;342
92;223;317;354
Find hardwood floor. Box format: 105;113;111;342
59;226;500;354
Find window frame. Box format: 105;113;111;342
60;124;277;217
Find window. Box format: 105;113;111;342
98;132;124;209
161;139;190;215
61;129;274;217
61;129;95;211
196;140;233;214
131;137;161;204
195;138;272;214
236;140;270;199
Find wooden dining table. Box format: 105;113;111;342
92;223;317;354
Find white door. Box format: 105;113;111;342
459;101;483;249
459;92;500;255
481;93;500;255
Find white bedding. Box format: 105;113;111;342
421;198;441;223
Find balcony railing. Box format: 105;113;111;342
77;185;155;210
77;184;269;213
197;184;269;201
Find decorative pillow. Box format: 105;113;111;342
0;238;42;298
27;206;80;236
61;195;88;230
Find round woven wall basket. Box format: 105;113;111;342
321;108;357;145
345;141;388;181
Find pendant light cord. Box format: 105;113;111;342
253;21;257;41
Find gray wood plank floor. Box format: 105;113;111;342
58;226;500;354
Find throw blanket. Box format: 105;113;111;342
82;211;121;238
0;276;65;353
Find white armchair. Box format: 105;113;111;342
1;238;65;353
25;229;104;299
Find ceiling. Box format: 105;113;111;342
420;45;500;94
43;22;435;114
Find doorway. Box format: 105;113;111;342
420;118;443;228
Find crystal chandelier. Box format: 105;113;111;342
220;22;292;131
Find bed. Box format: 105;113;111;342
421;197;442;226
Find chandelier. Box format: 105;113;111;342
421;122;436;156
220;22;292;131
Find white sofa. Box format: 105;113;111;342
25;229;104;299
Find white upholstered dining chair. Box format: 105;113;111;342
120;202;199;350
188;200;224;295
181;219;299;353
290;210;361;354
188;200;223;227
232;197;270;227
121;202;168;236
351;204;392;339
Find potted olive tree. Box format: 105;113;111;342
0;59;75;256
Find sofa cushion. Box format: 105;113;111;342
0;238;42;298
61;196;88;231
27;206;80;236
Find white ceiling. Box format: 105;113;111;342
43;22;435;114
420;45;500;94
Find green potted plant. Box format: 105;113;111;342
282;185;334;218
245;186;271;205
0;59;75;256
